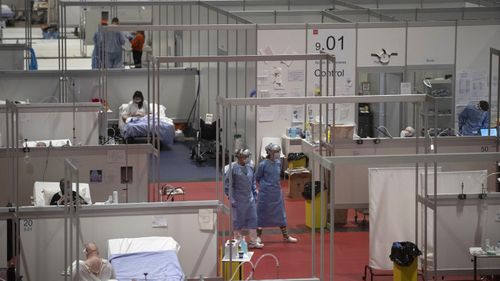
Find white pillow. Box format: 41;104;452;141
33;181;92;206
118;103;129;118
149;103;166;118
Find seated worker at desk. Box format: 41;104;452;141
71;242;115;281
50;179;88;205
121;90;148;123
458;100;489;136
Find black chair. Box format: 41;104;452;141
191;118;217;162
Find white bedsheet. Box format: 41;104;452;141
107;236;180;258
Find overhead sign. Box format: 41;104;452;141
307;28;356;124
307;28;356;95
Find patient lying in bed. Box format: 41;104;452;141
118;91;176;146
121;90;148;123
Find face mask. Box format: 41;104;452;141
244;158;250;164
134;99;142;104
273;152;280;160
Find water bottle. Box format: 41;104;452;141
240;236;248;255
484;238;490;251
112;190;118;204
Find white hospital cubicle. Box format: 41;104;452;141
0;102;101;147
368;167;500;274
314;150;500;280
0;68;198;122
0;144;153;207
0;201;219;280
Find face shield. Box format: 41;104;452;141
265;143;281;160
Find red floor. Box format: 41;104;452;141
149;181;376;281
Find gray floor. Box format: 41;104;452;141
2;27;136;70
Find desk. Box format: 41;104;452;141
221;251;254;281
469;247;500;281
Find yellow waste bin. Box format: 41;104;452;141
393;259;417;281
305;194;326;228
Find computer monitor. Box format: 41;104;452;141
480;128;497;136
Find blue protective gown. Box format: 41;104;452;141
255;158;287;227
458;103;489;136
104;29;126;68
91;30;103;69
224;162;258;230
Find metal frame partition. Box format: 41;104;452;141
219;91;427;280
151;53;433;280
488;48;500;142
152;53;335;280
217;93;428;281
2;101;84;281
102;22;257;196
57;0;253;134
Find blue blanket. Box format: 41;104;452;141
109;250;184;281
122;116;175;146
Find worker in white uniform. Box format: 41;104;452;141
256;143;298;243
71;242;115;281
225;149;264;249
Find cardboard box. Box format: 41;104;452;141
333;209;348;224
287;170;311;199
310;123;355;142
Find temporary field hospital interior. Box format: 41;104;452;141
1;0;500;280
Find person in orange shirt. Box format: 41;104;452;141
129;31;145;68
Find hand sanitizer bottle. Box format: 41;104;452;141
113;190;118;204
240;236;248;255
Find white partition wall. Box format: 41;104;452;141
407;24;456;65
5;202;218;281
357;24;406;67
0;103;100;146
0;69;197;121
0;145;152;206
256;27;307;145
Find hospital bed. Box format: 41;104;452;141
33;181;92;206
108;236;184;281
23;139;71;148
0;4;14;26
118;103;175;146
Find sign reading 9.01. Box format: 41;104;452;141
307;28;356;96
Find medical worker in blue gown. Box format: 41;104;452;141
225;149;264;249
458;100;489;136
91;19;107;69
104;17;126;68
256;143;298;243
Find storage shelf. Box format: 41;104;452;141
427;79;452;85
430;96;452;99
422;113;453;117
